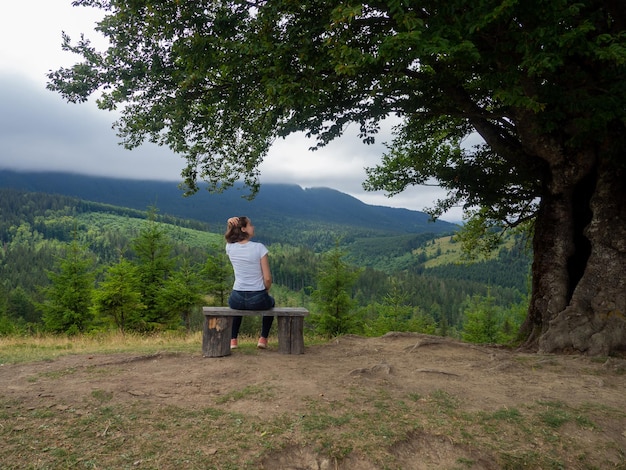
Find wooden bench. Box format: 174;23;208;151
202;307;309;357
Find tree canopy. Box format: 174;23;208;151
48;0;626;354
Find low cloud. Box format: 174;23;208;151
1;1;463;221
0;74;462;222
0;74;186;181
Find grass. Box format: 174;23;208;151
0;330;330;364
0;333;624;469
215;384;274;404
0;331;203;364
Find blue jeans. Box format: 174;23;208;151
228;290;275;339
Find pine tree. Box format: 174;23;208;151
0;284;17;335
7;286;38;325
365;280;437;336
311;243;362;337
202;245;233;307
461;292;501;344
92;257;144;333
40;240;95;334
161;258;205;332
130;208;175;329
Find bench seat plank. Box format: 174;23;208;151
203;307;308;317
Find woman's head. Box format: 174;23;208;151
225;216;254;243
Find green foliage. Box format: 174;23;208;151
345;232;449;272
160;258;205;332
0;189;530;342
91;257;144;333
354;268;525;334
423;243;532;292
500;298;530;344
201;245;233;307
461;293;502;344
455;208;509;261
361;281;437;336
270;245;318;292
363;305;437;338
310;243;362;337
130;208;176;329
461;291;528;345
47;1;626;215
39;240;96;334
0;313;17;336
455;209;534;264
361;1;625;220
6;286;38;326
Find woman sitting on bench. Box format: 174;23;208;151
225;216;275;350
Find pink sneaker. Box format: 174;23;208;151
230;339;238;349
257;337;268;349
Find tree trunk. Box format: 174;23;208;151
522;161;626;355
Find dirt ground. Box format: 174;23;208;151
2;333;626;469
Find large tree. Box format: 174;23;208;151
48;1;626;354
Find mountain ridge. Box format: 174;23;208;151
0;170;458;235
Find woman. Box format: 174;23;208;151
225;216;275;349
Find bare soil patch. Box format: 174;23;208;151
1;333;625;469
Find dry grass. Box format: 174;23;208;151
0;331;202;365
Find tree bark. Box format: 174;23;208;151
521;189;575;347
522;161;626;355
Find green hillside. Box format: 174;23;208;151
74;212;223;251
0;188;530;340
0;170;459;237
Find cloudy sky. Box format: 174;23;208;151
0;1;463;222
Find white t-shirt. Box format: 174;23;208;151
226;241;268;291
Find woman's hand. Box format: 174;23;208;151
227;217;239;227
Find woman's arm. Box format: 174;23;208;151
260;254;272;291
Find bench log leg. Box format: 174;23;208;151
277;316;305;354
202;316;232;357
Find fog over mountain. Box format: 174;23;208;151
0;170;458;235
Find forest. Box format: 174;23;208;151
0;188;530;343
